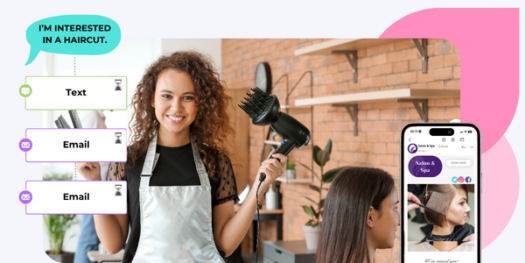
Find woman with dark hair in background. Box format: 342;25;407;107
316;167;400;263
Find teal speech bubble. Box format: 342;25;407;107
25;15;121;65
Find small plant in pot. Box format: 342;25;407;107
286;161;296;179
44;172;77;263
298;139;347;250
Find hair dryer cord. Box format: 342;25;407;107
255;178;263;263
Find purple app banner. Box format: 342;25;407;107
408;156;443;177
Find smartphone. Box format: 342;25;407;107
401;123;481;263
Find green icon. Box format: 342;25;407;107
19;84;32;97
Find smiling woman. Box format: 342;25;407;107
75;51;288;263
127;51;233;169
152;69;198;145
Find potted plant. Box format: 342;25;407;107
44;172;77;263
286;161;296;179
299;139;347;250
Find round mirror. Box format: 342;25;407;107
255;62;272;94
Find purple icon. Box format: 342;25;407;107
408;156;443;177
407;143;418;154
19;138;32;152
19;190;32;204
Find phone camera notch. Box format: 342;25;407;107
429;128;454;136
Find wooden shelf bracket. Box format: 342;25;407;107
398;99;428;122
332;50;358;83
413;39;428;73
332;104;358;136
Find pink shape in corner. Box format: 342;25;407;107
380;8;519;154
481;136;519;248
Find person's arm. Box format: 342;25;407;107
93;208;128;254
76;162;129;254
407;192;422;212
212;151;287;256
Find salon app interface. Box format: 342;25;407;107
403;126;479;262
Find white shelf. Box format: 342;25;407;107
280;105;312;109
264;140;281;146
295;89;460;107
294;39;397;56
276;176;312;184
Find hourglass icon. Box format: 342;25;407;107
115;79;122;91
115;132;122;144
115;184;122;196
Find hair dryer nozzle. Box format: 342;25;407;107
238;87;281;125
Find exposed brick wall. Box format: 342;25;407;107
222;39;460;262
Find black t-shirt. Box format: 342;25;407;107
107;143;239;263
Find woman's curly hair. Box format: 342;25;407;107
119;51;234;178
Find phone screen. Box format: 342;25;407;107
402;124;480;262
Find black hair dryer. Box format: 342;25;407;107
267;113;311;157
239;88;311;180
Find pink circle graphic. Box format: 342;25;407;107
379;8;520;249
380;8;519;154
481;136;519;248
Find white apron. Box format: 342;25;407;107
132;135;225;263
